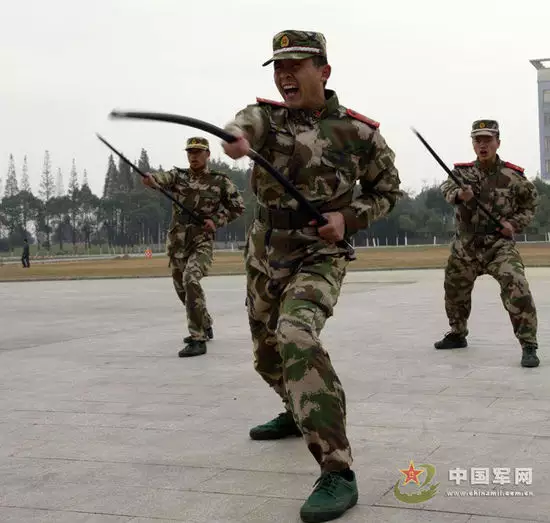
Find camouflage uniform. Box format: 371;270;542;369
153;137;245;351
224;30;401;496
435;120;540;368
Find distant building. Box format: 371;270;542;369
530;58;550;181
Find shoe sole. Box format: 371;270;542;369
300;491;358;523
249;431;302;440
434;342;467;350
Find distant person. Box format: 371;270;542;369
434;119;540;368
21;239;30;268
142;137;245;357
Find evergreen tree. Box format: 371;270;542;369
68;158;79;197
21;155;31;193
39;150;55;249
55;167;65;197
102;154;119;198
82;168;89;188
39;151;54;202
117;156;133;191
138;148;151;172
4;154;19;197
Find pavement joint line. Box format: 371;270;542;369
0;321;180;354
371;502;545;521
4;421;263;434
6;455;323;476
0;505;137;519
2;499;541;522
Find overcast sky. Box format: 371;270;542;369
1;0;549;198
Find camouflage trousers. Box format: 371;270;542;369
170;241;213;341
444;237;538;347
246;254;352;472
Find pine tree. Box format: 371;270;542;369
39;150;55;249
55;167;65;197
21;155;31;193
102;154;119;198
39;151;54;202
66;159;79;249
68;158;79;197
4;154;19;197
138;148;151;172
117;156;133;192
134;149;151;193
82;168;89;188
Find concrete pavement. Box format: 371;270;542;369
1;268;549;522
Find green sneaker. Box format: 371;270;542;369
249;411;302;440
300;470;358;523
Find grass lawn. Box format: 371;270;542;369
2;243;550;282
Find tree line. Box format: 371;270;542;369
2;149;550;255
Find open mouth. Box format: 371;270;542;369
282;84;299;101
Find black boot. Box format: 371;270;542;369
521;345;540;368
178;340;207;357
249;411;302;440
434;332;468;350
183;327;213;344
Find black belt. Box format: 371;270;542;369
256;205;313;230
458;225;499;235
176;213;200;226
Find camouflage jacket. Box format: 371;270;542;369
441;156;538;235
224;89;402;262
153;166;245;255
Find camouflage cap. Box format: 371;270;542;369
185;136;209;151
262;30;327;67
471;119;499;137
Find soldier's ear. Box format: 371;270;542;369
321;64;331;83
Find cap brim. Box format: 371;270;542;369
185;146;209;151
471;130;497;137
262;52;320;67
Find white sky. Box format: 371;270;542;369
1;0;549;197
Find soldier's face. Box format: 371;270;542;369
187;149;209;171
273;58;330;109
472;135;500;162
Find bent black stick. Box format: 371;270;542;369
96;133;203;225
108;110;356;259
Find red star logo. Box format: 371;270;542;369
399;461;424;485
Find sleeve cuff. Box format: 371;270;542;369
340;207;365;236
447;188;460;204
211;214;224;227
224;123;244;138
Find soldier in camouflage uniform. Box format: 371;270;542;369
434;120;540;368
222;30;401;523
143;137;245;357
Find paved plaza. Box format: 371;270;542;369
1;267;550;522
